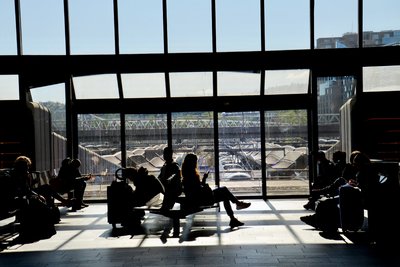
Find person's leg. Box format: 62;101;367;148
213;186;251;210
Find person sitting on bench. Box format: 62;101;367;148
181;153;251;229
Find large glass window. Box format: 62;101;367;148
20;0;65;55
217;71;260;96
265;110;308;196
118;0;164;54
167;0;212;53
78;113;121;200
363;65;400;92
317;76;355;155
219;112;261;196
265;0;310;51
0;0;17;55
73;74;119;99
0;75;19;100
172;112;215;185
363;0;400;47
125;114;168;177
216;0;261;52
265;69;310;95
69;0;115;54
315;0;358;49
170;72;213;97
122;73;166;98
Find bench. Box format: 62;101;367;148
133;198;219;237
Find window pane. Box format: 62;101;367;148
0;0;17;55
216;0;261;52
217;71;260;96
125;113;168;176
73;74;119;99
0;75;19;100
265;69;309;95
265;110;309;196
172;112;215;185
218;111;261;197
30;83;67;169
363;0;400;47
118;0;164;54
69;0;115;54
122;73;166;98
363;66;400;92
265;0;310;50
77;113;121;200
315;0;358;49
317;76;355;152
170;72;213;97
20;0;65;55
167;0;212;53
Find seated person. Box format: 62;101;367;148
56;158;91;210
157;147;182;210
181;153;251;229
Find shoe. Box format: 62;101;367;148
80;202;89;208
236;201;251;210
303;201;315;210
229;218;244;229
300;215;317;228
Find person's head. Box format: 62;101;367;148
333;151;346;164
123;167;138;182
181;153;199;179
163;147;173;163
61;157;71;167
349;150;362;165
14;156;32;175
352;152;370;168
312;151;326;162
70;159;81;169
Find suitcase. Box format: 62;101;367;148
338;185;364;232
107;169;134;229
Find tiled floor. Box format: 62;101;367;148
0;199;399;266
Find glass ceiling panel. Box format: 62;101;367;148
118;0;164;54
69;0;115;55
265;69;309;95
20;0;65;55
265;0;310;51
167;0;212;53
315;0;358;49
217;71;260;96
0;75;19;100
216;0;261;52
169;72;213;97
122;73;166;98
363;65;400;92
73;74;119;99
363;0;400;47
0;0;17;55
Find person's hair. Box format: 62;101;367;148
123;167;138;180
71;158;81;168
181;153;200;181
14;156;32;173
352;152;370;166
349;150;362;164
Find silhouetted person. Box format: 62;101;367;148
158;147;182;209
11;156;57;241
57;158;91;211
181;153;251;229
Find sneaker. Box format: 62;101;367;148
300;215;317;228
303;201;315;211
236;201;251;210
229;218;244;229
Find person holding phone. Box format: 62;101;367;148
181;153;251;229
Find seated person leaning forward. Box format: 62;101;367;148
181;153;251;229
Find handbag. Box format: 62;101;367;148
200;183;215;206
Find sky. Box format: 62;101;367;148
1;0;400;102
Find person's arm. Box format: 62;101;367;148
201;171;209;185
